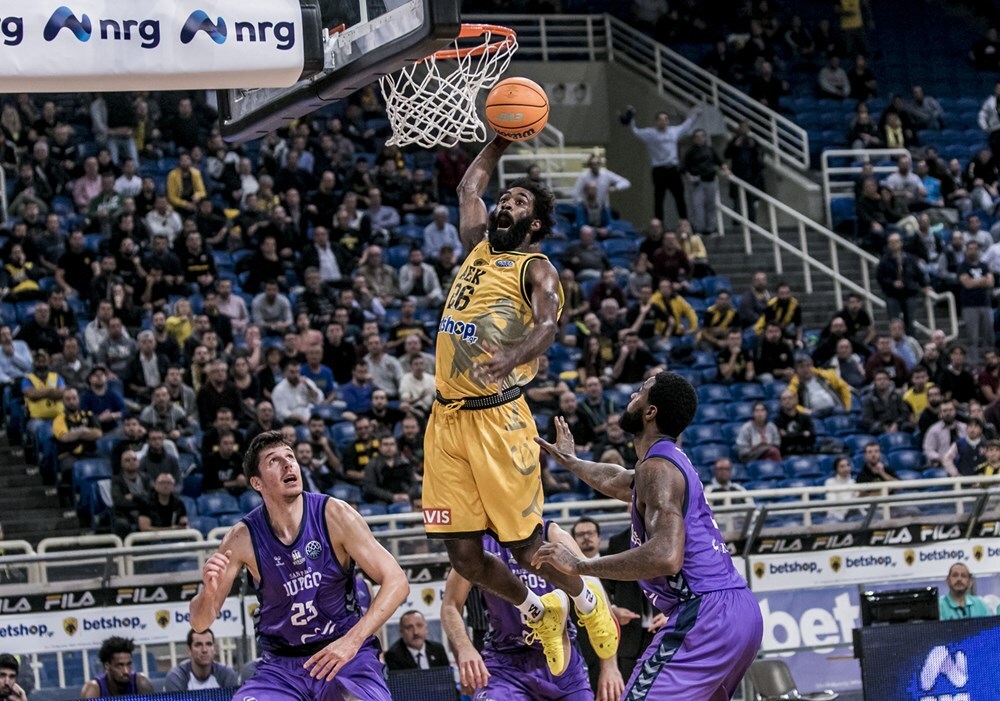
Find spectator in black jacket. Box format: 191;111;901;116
774;389;815;455
876;232;929;336
362;435;415;505
124;331;169;403
862;369;915;435
681;129;727;235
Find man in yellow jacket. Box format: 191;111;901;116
166;152;206;215
786;355;853;418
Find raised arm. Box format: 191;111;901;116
536;416;634;501
304;499;410;681
189;523;252;633
533;457;686;582
440;569;490;691
457;136;514;253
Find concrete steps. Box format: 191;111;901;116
0;443;84;546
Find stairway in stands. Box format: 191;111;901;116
704;226;893;333
0;437;82;546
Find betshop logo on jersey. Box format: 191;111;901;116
0;4;296;50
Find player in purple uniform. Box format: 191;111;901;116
190;431;410;701
80;636;153;698
532;372;763;700
442;521;624;701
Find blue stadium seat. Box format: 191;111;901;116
700;275;732;297
387;501;413;514
729;383;765;401
671;368;702;386
812;418;828;436
922;468;950;480
762;382;789;399
177;453;197;477
782;456;825;479
72;458;112;492
331;423;357;447
240;491;263;513
217;513;243;528
691;351;718;369
895;469;921;482
188;516;218;537
182;473;203;498
843;434;877;454
879;432;916;454
889;450;926;473
825;415;859;436
697;384;731;404
683;424;726;446
747;460;785;481
730;462;750;483
602;239;637;257
694;404;729;424
180;496;198;518
96;435;117;458
330;484;363;503
197;493;241;517
728;402;755;422
359;503;388;517
688;444;731;467
781;478;813;489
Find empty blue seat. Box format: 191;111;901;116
728;402;755;422
721;421;744;444
331;423;357;447
217;513;243;528
182;473;203;498
671;368;702;386
387;501;413;514
96;435;117;458
694;404;729;424
188;516;218;537
889;450;925;473
825;415;859;436
922;468;950;480
747;460;785;481
687;444;730;467
330;484;363;503
895;469;921;482
879;432;916;454
602;239;637;256
781;478;813;489
843;434;877;455
697;384;731;404
729;383;765;401
72;459;112;491
180;496;198;518
359;503;388;517
240;491;263;513
197;492;241;517
762;382;789;399
691;351;718;369
782;456;825;479
684;424;726;446
700;275;732;297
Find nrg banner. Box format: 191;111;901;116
0;0;305;91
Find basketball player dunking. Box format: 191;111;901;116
423;134;619;676
190;431;409;701
533;372;763;700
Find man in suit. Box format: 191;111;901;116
384;610;450;671
604;523;667;681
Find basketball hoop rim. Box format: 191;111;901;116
429;23;516;61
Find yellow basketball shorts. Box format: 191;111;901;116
422;393;544;546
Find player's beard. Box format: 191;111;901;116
619;408;644;435
488;208;534;251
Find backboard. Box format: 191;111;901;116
217;0;461;142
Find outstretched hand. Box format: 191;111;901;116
534;416;576;468
531;541;582;575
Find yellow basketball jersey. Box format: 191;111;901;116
435;240;563;398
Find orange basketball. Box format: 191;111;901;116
484;77;549;141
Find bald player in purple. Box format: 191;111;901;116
442;520;624;701
190;431;410;701
532;372;763;700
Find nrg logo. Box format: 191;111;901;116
44;5;160;48
180;10;296;50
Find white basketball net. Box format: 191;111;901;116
379;25;518;149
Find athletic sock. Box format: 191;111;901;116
517;590;546;622
571;582;597;614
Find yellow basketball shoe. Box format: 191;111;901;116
525;590;571;676
577;581;620;659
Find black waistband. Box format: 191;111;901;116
436;386;521;410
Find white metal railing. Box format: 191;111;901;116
719;173;959;340
498;150;599;202
469;13;810;171
821;148;911;228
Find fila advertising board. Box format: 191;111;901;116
0;1;309;91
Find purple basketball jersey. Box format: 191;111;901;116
630;439;746;615
242;491;366;654
481;522;577;654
